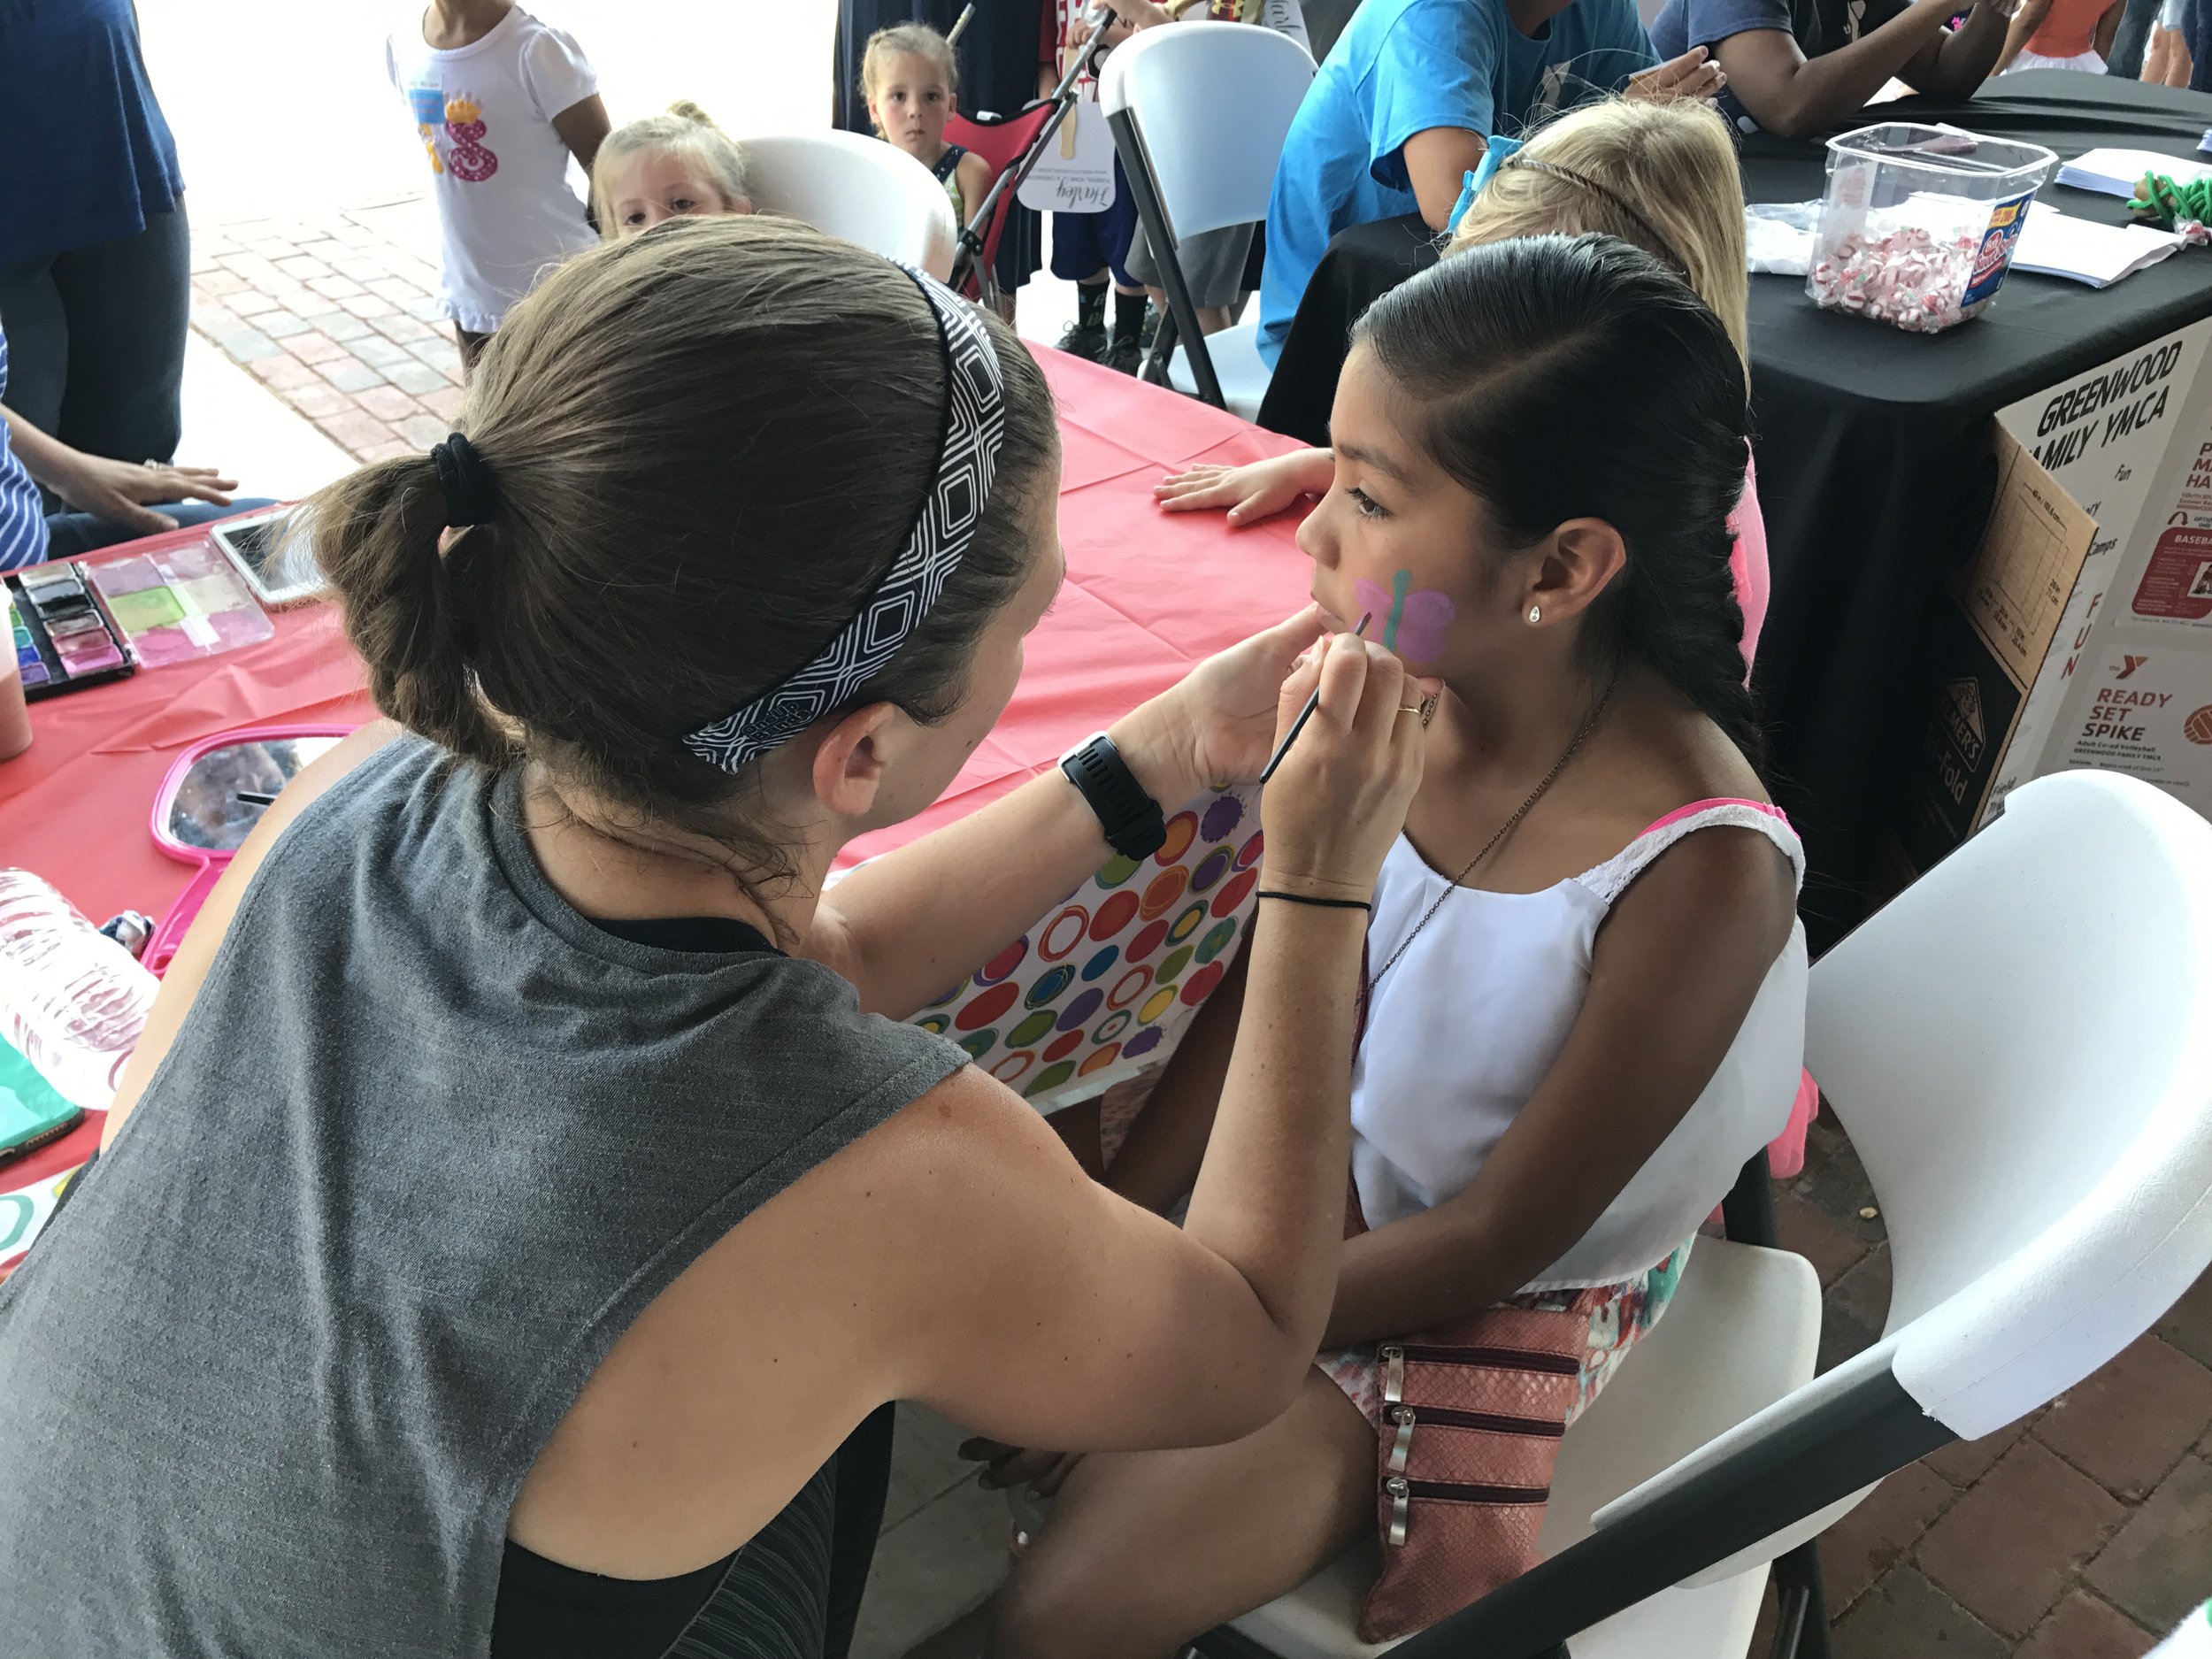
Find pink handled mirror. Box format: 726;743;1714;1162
145;723;357;973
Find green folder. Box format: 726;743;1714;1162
0;1034;83;1162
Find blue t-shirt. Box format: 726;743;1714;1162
0;0;183;266
1651;0;1907;134
0;331;51;573
1259;0;1655;365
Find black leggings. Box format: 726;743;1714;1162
0;204;192;469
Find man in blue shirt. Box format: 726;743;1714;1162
1651;0;2012;138
1258;0;1721;365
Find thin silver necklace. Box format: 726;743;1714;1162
1366;673;1618;994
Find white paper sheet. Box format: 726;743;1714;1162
2055;148;2212;199
2013;203;2189;288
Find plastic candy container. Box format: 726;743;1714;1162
1809;124;2057;334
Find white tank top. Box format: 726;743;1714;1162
1348;800;1808;1290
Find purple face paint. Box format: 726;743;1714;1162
1354;570;1456;662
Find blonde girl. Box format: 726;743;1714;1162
1160;97;1772;666
863;23;995;227
591;101;753;240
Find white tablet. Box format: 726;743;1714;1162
211;507;326;609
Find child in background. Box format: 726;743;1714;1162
1108;0;1312;338
1046;0;1153;370
863;25;995;229
1997;0;2126;68
592;103;755;240
387;0;611;372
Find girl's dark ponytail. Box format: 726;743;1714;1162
1357;234;1763;771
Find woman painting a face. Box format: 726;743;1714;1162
0;217;1425;1658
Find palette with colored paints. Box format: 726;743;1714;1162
908;786;1264;1110
7;565;135;701
82;537;273;669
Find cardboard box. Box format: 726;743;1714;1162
1897;426;2100;871
1898;319;2212;875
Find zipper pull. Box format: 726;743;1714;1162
1386;1475;1411;1546
1387;1405;1415;1474
1381;1344;1405;1405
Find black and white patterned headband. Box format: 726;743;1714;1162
682;264;1006;775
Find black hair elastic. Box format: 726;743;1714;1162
432;433;497;528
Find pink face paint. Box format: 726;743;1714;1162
1353;571;1455;662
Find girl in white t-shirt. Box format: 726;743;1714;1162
387;0;611;370
982;234;1809;1654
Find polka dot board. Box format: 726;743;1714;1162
913;786;1262;1112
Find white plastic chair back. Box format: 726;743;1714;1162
1814;768;2212;1430
1097;22;1316;241
739;131;957;281
1596;769;2212;1571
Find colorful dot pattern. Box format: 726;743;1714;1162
911;787;1263;1102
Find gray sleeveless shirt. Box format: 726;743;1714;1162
0;736;968;1656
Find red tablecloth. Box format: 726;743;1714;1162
0;351;1312;923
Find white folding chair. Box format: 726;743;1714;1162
1097;22;1315;419
1199;770;2212;1659
740;131;957;282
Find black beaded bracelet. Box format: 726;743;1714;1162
1254;890;1371;911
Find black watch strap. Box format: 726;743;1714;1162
1060;733;1167;861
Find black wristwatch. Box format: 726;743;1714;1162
1059;732;1167;860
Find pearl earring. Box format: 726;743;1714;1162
1527;603;1542;625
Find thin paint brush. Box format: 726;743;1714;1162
1257;612;1371;785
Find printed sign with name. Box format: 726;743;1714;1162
1018;94;1118;214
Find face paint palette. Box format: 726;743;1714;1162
81;538;273;668
6;565;136;701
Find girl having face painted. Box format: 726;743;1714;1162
1158;96;1770;670
984;234;1809;1655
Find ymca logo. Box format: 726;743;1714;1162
2113;655;2148;680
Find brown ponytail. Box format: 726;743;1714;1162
306;215;1058;876
312;451;515;770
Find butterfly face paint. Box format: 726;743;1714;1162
1354;569;1457;663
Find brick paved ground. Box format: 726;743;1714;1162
190;207;2212;1659
1778;1111;2212;1657
188;199;465;465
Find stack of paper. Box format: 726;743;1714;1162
2056;147;2212;198
2013;203;2189;288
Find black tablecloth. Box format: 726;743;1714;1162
1257;75;2212;949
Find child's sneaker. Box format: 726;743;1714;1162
1102;333;1144;376
1056;319;1109;362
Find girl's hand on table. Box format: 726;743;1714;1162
1155;450;1326;527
